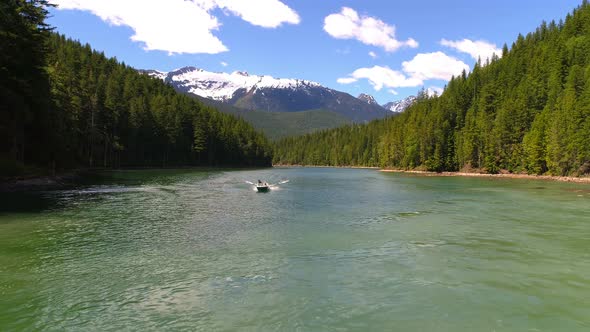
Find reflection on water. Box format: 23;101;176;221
1;168;589;331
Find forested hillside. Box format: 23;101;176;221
191;96;352;140
1;1;272;177
274;2;590;176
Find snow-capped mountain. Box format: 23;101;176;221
382;95;417;113
141;67;391;122
145;66;322;102
357;93;379;106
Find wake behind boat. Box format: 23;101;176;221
245;179;289;192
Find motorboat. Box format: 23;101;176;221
255;182;270;192
246;179;289;192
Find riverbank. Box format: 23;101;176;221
4;166;588;191
273;164;379;170
0;166;274;192
381;169;590;184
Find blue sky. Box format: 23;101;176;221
48;0;582;104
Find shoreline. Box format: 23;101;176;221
272;164;379;170
272;164;590;184
380;169;590;184
3;165;588;192
0;165;272;192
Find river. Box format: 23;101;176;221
1;168;589;331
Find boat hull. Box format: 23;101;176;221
256;186;270;192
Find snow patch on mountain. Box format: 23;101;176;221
143;69;168;81
383;95;416;113
146;67;322;101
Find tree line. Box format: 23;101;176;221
274;1;590;176
1;0;272;177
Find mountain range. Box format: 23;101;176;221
142;67;416;138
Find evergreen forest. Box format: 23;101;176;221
1;0;272;178
274;2;590;176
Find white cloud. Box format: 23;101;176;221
440;38;501;62
426;86;444;97
337;65;421;91
338;52;468;91
50;0;299;54
336;77;358;84
215;0;299;28
388;89;399;96
324;7;418;52
220;61;228;67
402;52;469;81
368;51;377;59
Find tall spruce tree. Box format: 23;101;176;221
1;0;54;171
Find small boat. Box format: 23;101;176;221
256;183;270;192
255;180;270;192
246;179;288;192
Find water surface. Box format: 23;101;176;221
1;168;589;331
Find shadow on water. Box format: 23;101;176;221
0;191;58;214
0;168;222;214
0;172;103;214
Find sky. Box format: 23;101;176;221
48;0;582;104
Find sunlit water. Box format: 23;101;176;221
1;168;589;331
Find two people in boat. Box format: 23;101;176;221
257;180;268;186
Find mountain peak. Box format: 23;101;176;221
172;66;199;74
382;95;416;113
141;66;391;122
145;66;323;102
357;93;378;105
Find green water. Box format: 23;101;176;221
1;168;589;331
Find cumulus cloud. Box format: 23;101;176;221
440;38;501;62
337;65;421;91
324;7;418;52
50;0;299;54
402;52;469;81
338;52;468;91
368;51;377;59
215;0;299;28
220;61;228;67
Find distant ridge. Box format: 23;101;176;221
141;67;391;122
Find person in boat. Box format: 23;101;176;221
258;180;262;185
